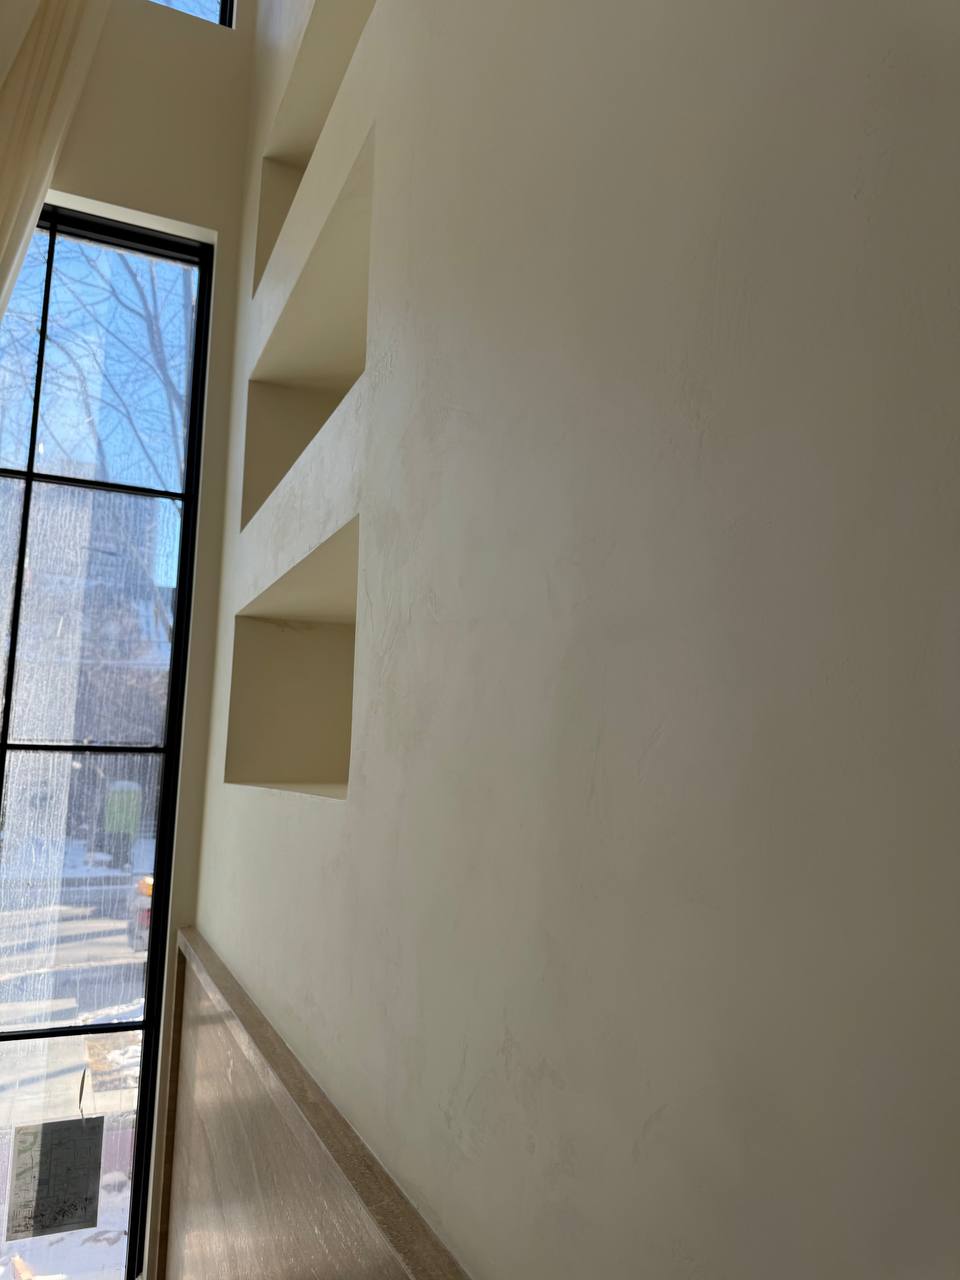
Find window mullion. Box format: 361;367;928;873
0;1020;146;1045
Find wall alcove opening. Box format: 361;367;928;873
224;516;359;798
252;0;377;290
242;135;374;528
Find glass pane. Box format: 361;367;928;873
11;484;181;746
36;233;198;492
149;0;222;18
0;479;24;717
0;230;48;470
0;752;161;1032
0;1031;141;1279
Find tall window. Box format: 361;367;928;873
0;207;210;1280
148;0;235;26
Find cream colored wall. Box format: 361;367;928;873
50;0;253;1268
196;1;960;1278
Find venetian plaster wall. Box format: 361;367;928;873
193;1;960;1277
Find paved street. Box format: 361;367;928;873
0;897;146;1032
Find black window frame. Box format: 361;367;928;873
0;202;212;1280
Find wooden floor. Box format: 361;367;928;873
159;928;468;1279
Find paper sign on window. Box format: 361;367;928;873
6;1117;103;1240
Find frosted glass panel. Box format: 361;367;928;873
0;1031;141;1279
0;231;47;470
36;233;197;492
10;484;181;746
0;752;161;1032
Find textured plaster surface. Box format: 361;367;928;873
197;2;960;1277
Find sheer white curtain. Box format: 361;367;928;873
0;1;41;89
0;0;110;317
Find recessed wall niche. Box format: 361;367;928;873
254;157;305;292
242;135;374;528
252;0;377;289
224;516;359;798
241;382;344;528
